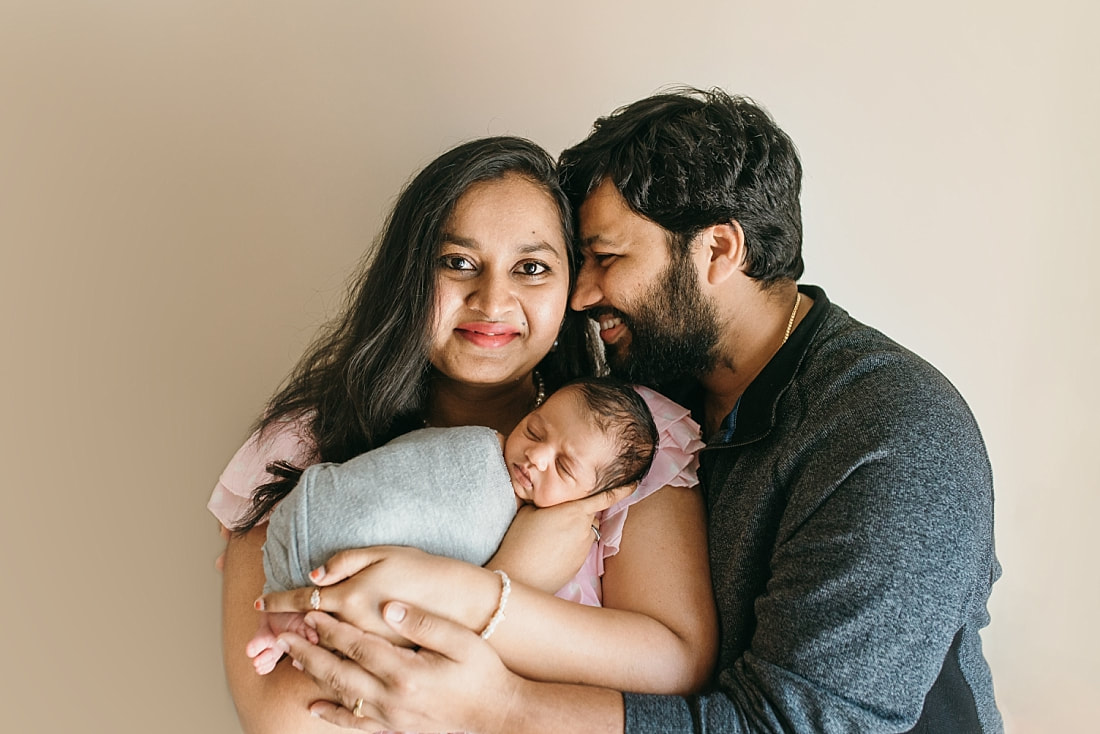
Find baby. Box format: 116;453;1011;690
248;376;658;674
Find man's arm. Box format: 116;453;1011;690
622;364;998;731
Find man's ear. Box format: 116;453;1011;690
700;221;746;285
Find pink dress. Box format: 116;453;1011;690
208;386;702;606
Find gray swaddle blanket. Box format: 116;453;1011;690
262;425;518;593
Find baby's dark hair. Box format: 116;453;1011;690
562;377;658;495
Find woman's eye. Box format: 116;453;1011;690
440;255;475;271
516;260;549;276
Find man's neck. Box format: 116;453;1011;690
700;285;809;437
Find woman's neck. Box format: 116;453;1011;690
424;371;542;435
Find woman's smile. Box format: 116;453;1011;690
456;321;522;348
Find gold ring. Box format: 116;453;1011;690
310;588;321;610
352;698;365;718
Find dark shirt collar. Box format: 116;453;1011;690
663;285;831;447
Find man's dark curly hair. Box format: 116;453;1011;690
559;87;804;286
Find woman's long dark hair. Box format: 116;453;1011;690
234;137;599;532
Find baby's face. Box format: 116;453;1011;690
503;387;617;508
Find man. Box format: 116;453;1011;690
556;88;1001;732
278;88;1002;733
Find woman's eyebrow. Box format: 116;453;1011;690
440;233;478;248
517;241;563;259
440;235;561;259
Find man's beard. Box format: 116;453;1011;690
602;254;721;387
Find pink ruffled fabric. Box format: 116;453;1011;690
554;386;703;607
208;388;702;609
207;415;316;529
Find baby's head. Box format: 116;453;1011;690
504;377;658;508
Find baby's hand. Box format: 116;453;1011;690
245;611;319;675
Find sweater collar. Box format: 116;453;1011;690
664;285;831;448
721;285;829;446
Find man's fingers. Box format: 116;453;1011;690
379;602;474;663
276;630;380;710
308;700;384;730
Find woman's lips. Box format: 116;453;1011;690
455;321;521;348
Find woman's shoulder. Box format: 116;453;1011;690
207;413;318;528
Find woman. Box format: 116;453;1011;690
214;137;716;732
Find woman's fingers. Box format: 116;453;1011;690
582;481;638;515
310;545;407;586
257;584;332;614
306;548;373;587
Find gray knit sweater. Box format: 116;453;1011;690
625;286;1001;733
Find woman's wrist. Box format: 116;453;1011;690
422;557;508;635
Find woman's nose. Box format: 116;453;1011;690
468;271;514;317
570;261;603;312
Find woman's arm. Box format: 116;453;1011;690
491;484;716;693
262;483;717;695
222;524;341;733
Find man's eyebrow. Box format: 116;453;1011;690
581;234;616;249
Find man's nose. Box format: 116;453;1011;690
570;261;603;312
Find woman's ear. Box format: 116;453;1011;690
699;221;746;285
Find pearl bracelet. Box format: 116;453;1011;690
479;570;511;640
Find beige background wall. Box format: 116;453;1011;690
2;1;1096;732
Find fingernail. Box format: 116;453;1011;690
384;602;407;623
309;566;325;581
292;658;303;671
275;638;290;653
254;598;265;611
310;709;321;718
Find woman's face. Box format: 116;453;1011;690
429;173;570;389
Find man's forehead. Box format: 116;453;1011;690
578;181;636;245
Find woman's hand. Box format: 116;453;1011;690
276;604;519;734
257;546;502;643
490;483;635;592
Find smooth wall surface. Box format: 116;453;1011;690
2;1;1096;731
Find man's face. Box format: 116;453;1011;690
571;180;721;386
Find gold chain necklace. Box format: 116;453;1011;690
782;292;802;345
